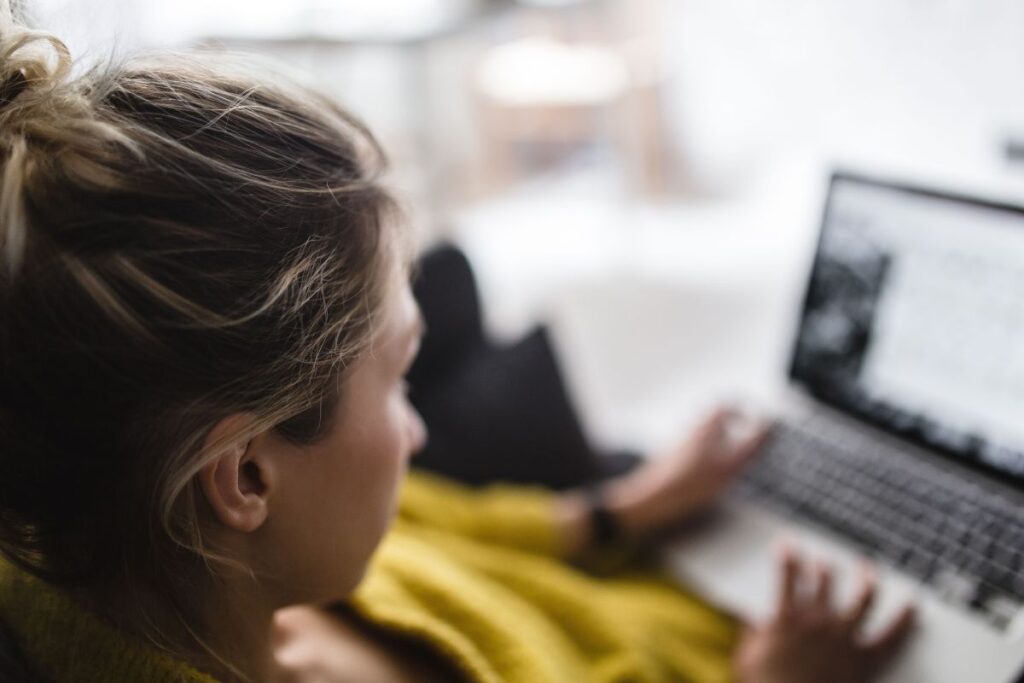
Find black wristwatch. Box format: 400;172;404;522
583;484;624;547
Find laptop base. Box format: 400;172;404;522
663;501;1024;683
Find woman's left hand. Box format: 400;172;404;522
603;406;771;540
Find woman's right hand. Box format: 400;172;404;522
734;547;916;683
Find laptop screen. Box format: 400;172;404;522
791;172;1024;485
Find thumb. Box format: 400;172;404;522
695;406;735;443
726;421;773;474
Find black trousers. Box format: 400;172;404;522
407;245;639;490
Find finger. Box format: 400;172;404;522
844;562;878;628
811;561;834;611
775;544;803;619
696;406;735;444
864;602;916;669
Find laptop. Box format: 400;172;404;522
664;171;1024;682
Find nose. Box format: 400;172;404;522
407;406;428;457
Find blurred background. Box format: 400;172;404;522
34;0;1024;453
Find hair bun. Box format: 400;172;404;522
0;66;26;106
0;10;72;118
0;8;75;274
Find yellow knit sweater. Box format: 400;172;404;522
0;471;738;682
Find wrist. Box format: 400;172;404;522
555;481;647;557
582;484;628;547
600;474;662;539
557;472;670;557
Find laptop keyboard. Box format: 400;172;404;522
733;416;1024;630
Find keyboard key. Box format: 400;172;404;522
735;418;1024;626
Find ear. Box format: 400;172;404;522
199;415;271;533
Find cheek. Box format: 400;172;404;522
351;392;418;505
271;409;409;601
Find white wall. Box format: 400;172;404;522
31;0;1024;204
662;0;1024;198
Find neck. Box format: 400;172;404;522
193;577;278;683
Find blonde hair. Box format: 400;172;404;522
0;1;403;673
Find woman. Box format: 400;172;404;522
0;10;914;683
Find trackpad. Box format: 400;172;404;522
659;503;1024;683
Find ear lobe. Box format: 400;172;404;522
199;435;269;534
